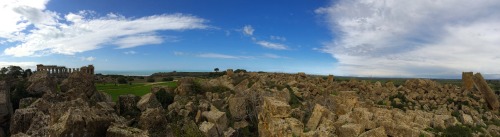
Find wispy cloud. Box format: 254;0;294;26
316;0;500;77
256;41;288;50
270;35;286;41
241;25;289;50
198;53;240;59
242;25;254;36
123;51;137;55
263;53;288;59
173;51;185;56
0;1;209;57
80;56;96;61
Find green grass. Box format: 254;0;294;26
96;81;177;101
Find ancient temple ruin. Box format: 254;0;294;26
36;64;94;76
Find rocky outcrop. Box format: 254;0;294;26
26;71;57;96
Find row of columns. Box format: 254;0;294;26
37;67;82;74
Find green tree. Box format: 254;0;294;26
155;88;174;108
23;69;32;78
147;78;155;82
234;69;247;73
0;67;7;75
7;65;23;77
162;77;174;81
214;68;219;72
117;77;128;84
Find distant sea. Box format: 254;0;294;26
96;70;208;76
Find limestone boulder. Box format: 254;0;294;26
10;108;37;135
175;77;195;95
26;72;57;96
228;96;247;120
261;97;291;118
202;109;228;135
136;93;161;112
18;97;36;109
106;124;148;137
116;94;141;116
338;123;364;137
359;127;387;137
138;108;167;136
460;114;474;125
286;118;304;136
333;91;358;115
60;71;97;100
306;104;331;130
473;73;500;110
49;107;119;137
199;121;218;137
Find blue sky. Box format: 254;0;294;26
1;0;500;78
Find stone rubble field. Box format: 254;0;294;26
2;71;500;137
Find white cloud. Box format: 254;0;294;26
263;53;288;59
317;0;500;77
123;50;137;55
173;51;185;56
0;61;38;69
198;53;239;59
0;0;209;57
270;35;286;41
243;25;254;36
80;56;95;61
256;41;288;50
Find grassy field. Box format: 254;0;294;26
96;81;177;101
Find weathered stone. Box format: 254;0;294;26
26;71;57;96
473;73;500;110
223;127;236;137
175;77;195;95
333;91;358;115
286;118;304;136
202;109;228;135
116;94;141;116
338;123;364;137
138;108;167;136
462;72;474;91
233;120;249;129
262;97;291;118
10;108;37;135
433;115;452;129
199;121;218;137
59;71;97;100
228;97;247;120
359;127;387;137
306;104;327;130
226;69;234;77
106;124;148;137
18;97;36;109
136;93;161;111
49;107;118;137
460;114;474;125
327;75;334;82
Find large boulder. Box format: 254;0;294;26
49;107;119;137
175;77;196;95
60;72;101;101
359;127;387;137
10;108;37;135
473;73;500;110
199;121;218;137
338;123;364;137
26;71;57;96
332;91;358;115
0;81;12;136
117;94;141;116
138;108;167;136
136;93;161;112
202;109;228;135
106;124;148;137
228;96;247;120
258;97;293;137
306;104;332;130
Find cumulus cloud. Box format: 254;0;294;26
316;0;500;77
0;0;209;57
256;41;288;50
80;56;95;61
242;25;254;36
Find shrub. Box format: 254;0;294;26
155;88;174;109
117;77;128;84
147;78;155;82
127;77;134;81
138;77;145;79
162;77;174;81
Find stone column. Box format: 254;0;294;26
462;72;473;91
